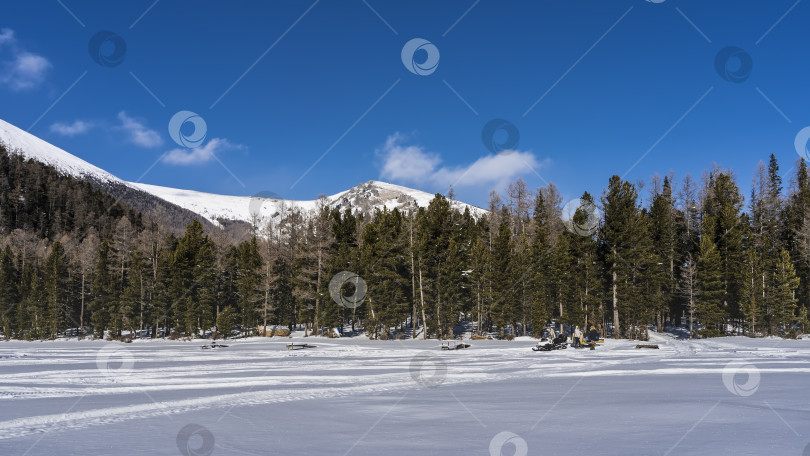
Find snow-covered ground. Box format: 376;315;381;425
2;335;809;455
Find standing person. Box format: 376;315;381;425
573;326;582;347
553;329;566;346
582;325;599;350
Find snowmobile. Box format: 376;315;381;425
442;341;471;350
532;332;568;351
573;327;604;350
572;339;601;350
200;342;229;349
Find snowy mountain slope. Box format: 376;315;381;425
0;118;219;230
0;117;486;228
127;182;320;227
0;118;122;185
330;180;485;217
128;179;486;228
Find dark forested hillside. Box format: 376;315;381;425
1;140;808;341
0;142;142;240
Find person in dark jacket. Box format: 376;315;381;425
586;326;600;342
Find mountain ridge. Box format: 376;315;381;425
0;118;486;228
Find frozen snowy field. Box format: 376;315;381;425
2;335;810;455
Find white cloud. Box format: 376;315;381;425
0;29;14;45
378;133;545;190
161;138;238;165
379;133;442;182
117;111;162;148
0;29;51;91
50;120;93;136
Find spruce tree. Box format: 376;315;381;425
441;235;467;337
697;236;725;336
169;220;209;335
453;208;475;330
470;233;490;336
566;192;602;331
512;233;532;336
550;229;572;329
529;191;551;337
600;176;645;338
293;219;319;336
0;246;19;338
740;248;764;336
120;250;142;338
679;252;698;337
77;232;99;332
194;240;217;335
43;242;68;339
629;209;656;339
415;195;453;338
701;171;745;325
649;177;680;330
236;238;263;332
362;208;411;338
490;219;513;336
785;159;810;320
90;239;115;338
771;249;799;333
215;306;238;338
750;157;786;334
20;264;45;340
311;200;334;336
324;208;359;331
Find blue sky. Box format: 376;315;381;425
2;0;809;208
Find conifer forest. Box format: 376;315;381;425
1;144;808;341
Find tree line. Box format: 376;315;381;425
1;142;808;340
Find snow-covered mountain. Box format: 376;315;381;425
0;118;123;186
129;180;486;228
0;118;485;228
